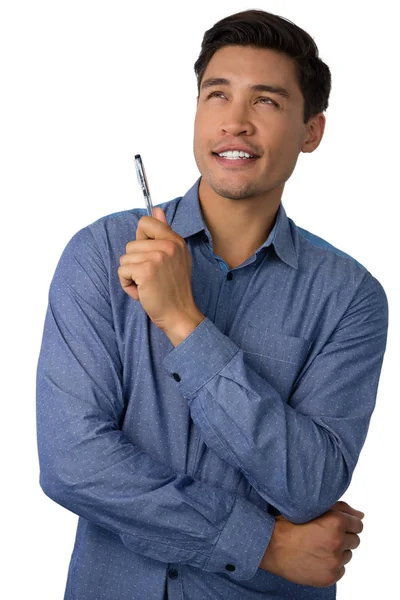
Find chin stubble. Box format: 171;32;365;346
209;177;259;200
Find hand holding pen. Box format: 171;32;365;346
118;154;204;337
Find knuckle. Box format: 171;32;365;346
326;572;340;587
335;566;346;583
327;554;342;571
144;261;153;275
326;559;346;586
321;566;342;588
343;549;353;564
324;554;336;569
154;250;164;263
332;511;345;529
329;536;343;552
166;240;179;254
325;511;342;532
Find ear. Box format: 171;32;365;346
301;113;326;153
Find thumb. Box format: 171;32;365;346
152;206;168;224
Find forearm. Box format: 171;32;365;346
178;350;350;523
164;282;387;524
37;351;273;580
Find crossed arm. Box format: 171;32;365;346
37;225;387;586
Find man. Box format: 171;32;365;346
36;9;388;600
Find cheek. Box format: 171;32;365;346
194;110;210;138
193;117;207;169
193;114;202;144
270;121;302;155
193;112;214;158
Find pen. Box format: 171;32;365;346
134;154;154;217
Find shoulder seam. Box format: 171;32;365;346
297;227;366;270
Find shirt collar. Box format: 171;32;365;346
170;177;298;270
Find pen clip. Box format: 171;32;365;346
134;156;146;193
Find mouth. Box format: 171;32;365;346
212;151;259;168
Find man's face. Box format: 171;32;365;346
193;45;318;201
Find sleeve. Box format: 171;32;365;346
163;273;388;524
36;226;274;582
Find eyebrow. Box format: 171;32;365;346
200;77;291;100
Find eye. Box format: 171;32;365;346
206;91;226;99
257;97;279;107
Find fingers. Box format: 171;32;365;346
125;239;175;254
120;250;165;267
331;500;364;519
118;264;137;286
342;532;361;551
335;566;346;583
342;549;353;566
117;265;139;297
340;512;364;535
135;214;176;242
328;502;364;535
326;510;364;535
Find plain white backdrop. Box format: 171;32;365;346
1;1;398;598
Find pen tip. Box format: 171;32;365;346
134;154;140;159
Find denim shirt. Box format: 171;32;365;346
36;177;388;599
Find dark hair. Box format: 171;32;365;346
194;9;331;124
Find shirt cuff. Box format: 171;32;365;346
207;493;275;580
163;317;238;398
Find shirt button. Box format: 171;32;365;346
226;272;233;280
168;568;179;579
172;373;181;382
225;563;236;572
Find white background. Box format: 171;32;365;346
1;1;398;598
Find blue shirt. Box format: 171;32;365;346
36;177;388;599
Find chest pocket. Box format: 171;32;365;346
240;323;311;400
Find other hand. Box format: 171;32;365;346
259;500;364;588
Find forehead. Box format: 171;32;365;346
202;45;301;99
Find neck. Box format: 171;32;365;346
198;177;283;268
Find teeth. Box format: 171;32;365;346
217;150;254;159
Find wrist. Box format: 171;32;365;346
260;517;286;572
164;310;205;347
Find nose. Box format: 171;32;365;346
220;101;255;136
